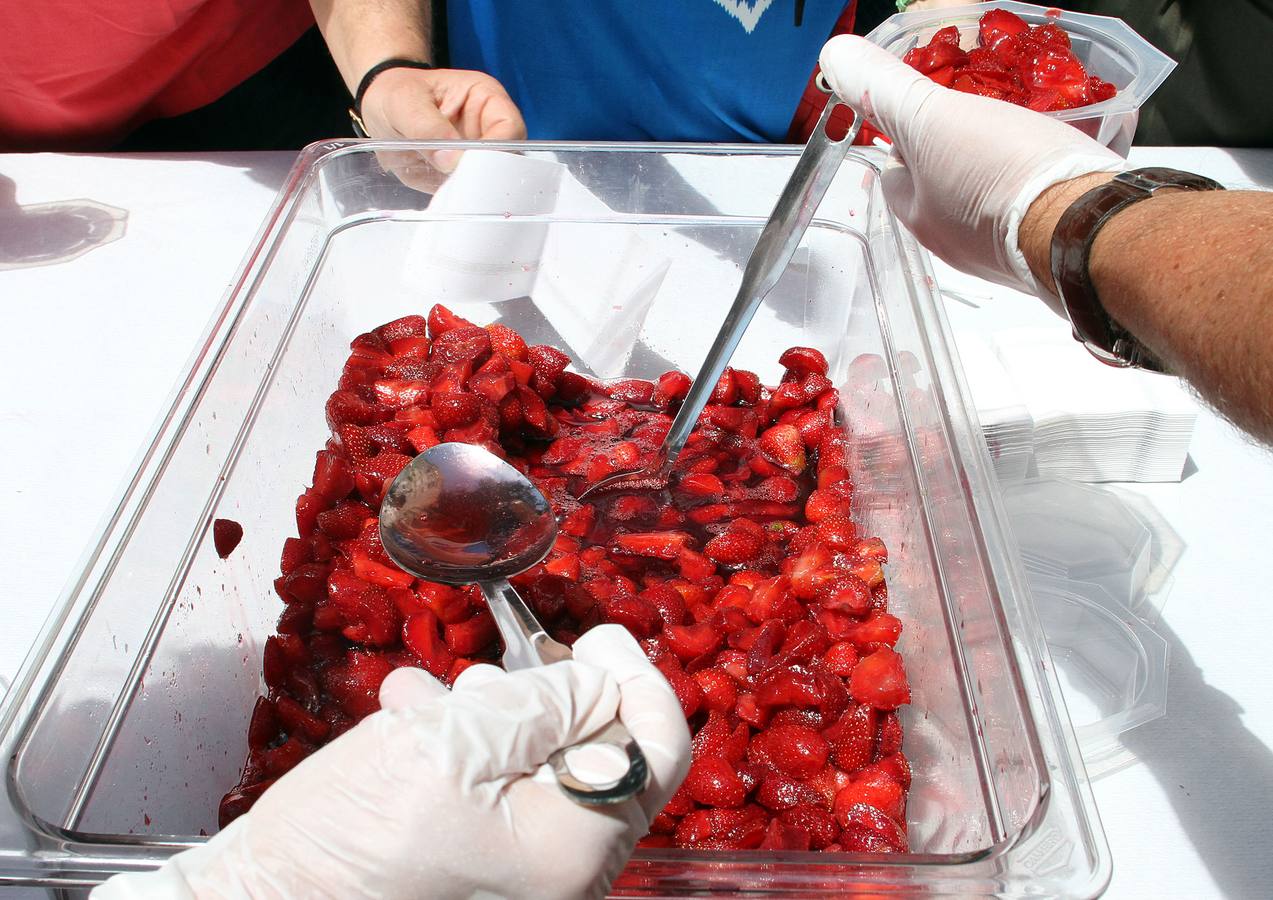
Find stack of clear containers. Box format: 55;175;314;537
0;142;1110;896
1002;478;1172;776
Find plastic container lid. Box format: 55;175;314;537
1028;575;1168;777
1002;478;1174;776
1003;477;1154;610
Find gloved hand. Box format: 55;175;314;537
819;34;1126;302
92;624;689;900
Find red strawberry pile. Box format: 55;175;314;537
904;9;1115;111
220;304;911;855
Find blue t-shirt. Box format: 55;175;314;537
446;1;850;142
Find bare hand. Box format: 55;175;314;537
359;67;525;142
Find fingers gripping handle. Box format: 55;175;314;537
548;719;651;807
478;579;651;804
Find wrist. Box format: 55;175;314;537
1018;172;1115;295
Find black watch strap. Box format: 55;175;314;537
1050;167;1224;373
349;59;435;137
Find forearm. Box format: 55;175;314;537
1021;176;1273;443
309;0;433;93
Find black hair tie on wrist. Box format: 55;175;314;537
349;59;435;137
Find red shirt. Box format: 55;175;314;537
0;1;314;151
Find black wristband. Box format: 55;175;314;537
349;59;434;137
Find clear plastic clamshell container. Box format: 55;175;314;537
866;1;1177;155
0;141;1109;896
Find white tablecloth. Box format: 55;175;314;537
1;146;1271;898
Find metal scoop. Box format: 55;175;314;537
379;442;649;805
579;95;860;499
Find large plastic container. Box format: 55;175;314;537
0;141;1109;896
866;1;1176;155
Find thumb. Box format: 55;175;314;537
819;35;941;154
378;666;449;710
571;625;691;823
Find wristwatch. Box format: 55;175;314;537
1050;167;1225;373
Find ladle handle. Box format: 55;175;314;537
480;578;571;669
660;96;859;467
479;579;650;806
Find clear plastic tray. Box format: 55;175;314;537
0;141;1109;896
866;1;1177;155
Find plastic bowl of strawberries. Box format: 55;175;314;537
0;142;1111;897
866;1;1176;154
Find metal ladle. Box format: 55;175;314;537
580;94;860;499
379;442;649;805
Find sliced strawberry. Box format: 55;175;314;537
684;756;747;808
979;8;1030;50
601;593;661;639
828;703;876;773
325;390;386;428
468;370;516;404
295;489;325;537
327;572;402;646
611;530;693;560
484;322;529;361
850;648;911;710
758;424;807;473
673;806;768;850
876;712;905;759
804;487;849;523
663;666;705;718
316;500;372;540
838;802;908;853
426;304;475;338
816;572;871;615
694;667;739;714
664;622;724;661
527;344;571;395
444;609;498;655
275;694;331;742
821;641;860;677
760;723;829;779
321;650;394;719
402;610;455;677
755;772;824;812
432;392;485;430
1029;22;1071;49
279;536;310;574
843;612;903;648
351;551;414;589
312;450;356;502
779;804;840;849
213;518;244;558
704;519;767;566
377;313;429;343
834;767;906;825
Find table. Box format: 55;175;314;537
1;147;1270;898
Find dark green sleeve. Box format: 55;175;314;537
1066;0;1273;146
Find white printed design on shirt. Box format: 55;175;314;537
711;0;776;34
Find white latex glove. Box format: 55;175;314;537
93;624;689;900
819;34;1127;302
